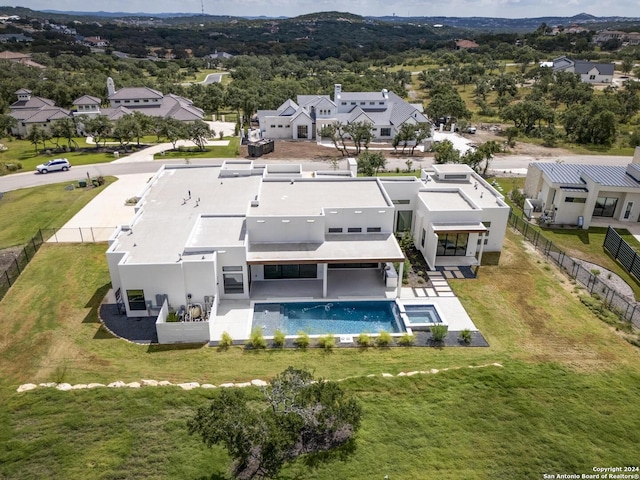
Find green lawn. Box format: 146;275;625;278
154;137;240;159
1;227;639;478
0;178;116;248
0;139;117;173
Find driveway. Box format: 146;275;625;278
54;173;153;241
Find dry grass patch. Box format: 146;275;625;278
450;230;640;371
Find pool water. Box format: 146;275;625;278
252;301;404;336
403;305;442;324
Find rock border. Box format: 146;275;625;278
16;363;503;393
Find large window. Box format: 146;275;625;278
126;289;146;311
264;264;317;280
380;128;391;137
223;266;244;294
396;211;412;232
593;197;618;217
297;125;308;138
437;233;469;256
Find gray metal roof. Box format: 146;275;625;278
573;60;615;76
533;162;640;189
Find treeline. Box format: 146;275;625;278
0;54;410;118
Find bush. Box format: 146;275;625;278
458;329;473;345
250;327;267;349
219;331;233;350
398;333;415;346
317;334;335;351
273;329;286;348
357;333;372;347
430;325;448;344
294;331;310;349
376;330;393;347
166;311;179;322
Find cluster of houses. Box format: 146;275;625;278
7;78;204;138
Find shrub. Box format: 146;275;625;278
294;331;310;349
376;330;393;347
273;329;286;348
357;333;372;347
250;327;267;349
430;325;448;344
459;329;473;345
219;331;233;350
398;333;415;346
317;334;335;351
166;311;179;322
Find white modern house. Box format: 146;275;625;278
551;56;615;84
106;161;509;343
257;84;430;141
524;149;640;229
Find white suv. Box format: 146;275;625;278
36;158;71;174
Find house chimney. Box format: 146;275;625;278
107;77;116;97
334;84;341;101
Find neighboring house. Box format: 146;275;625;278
71;78;204;122
257;84;429;141
0;50;45;68
105;78;204;121
524;149;640;229
593;30;629;45
551;56;614;83
0;33;33;43
106;161;509;342
83;36;109;47
8;89;71;137
455;39;479;50
206;51;233;60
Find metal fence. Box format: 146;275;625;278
603;227;640;282
41;227;116;243
0;230;46;302
508;212;640;329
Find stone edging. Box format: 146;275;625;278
16;363;504;393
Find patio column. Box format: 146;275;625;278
322;263;328;298
477;232;485;266
396;261;404;298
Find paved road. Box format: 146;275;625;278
0;149;634;193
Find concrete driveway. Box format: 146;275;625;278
54;173;153;241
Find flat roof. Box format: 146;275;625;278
246;233;404;264
114;166;260;263
251;179;391;216
186;216;246;249
419;190;475;211
421;172;508;210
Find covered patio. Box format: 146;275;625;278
247;233;405;299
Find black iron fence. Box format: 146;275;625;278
508;212;640;329
603;226;640;282
0;230;46;302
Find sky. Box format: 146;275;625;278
6;0;640;19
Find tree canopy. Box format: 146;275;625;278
188;367;362;480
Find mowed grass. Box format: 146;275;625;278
0;177;116;248
154;136;240;159
0;139;116;172
1;229;640;477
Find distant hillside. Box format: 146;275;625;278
374;13;640;32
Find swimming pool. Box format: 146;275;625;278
252;300;404;336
